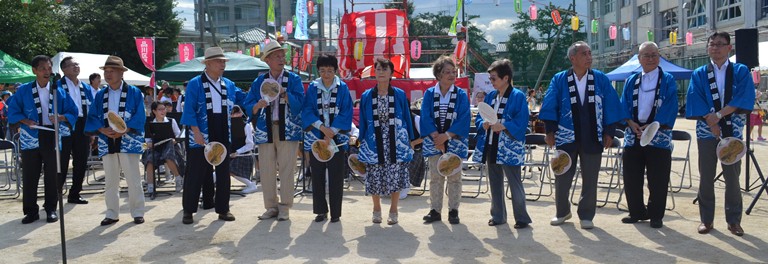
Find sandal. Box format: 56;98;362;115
488;219;505;226
387;212;398;225
372;211;382;224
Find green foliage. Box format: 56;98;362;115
505;5;586;88
0;0;69;63
66;0;183;74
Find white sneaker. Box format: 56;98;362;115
550;212;572;226
399;187;410;200
580;220;594;229
241;184;259;194
174;176;184;193
146;184;155;194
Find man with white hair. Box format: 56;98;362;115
619;41;678;228
539;41;623;229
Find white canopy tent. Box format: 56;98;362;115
729;41;768;71
52;52;151;86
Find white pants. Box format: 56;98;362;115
103;153;145;219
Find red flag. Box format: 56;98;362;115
178;43;195;63
150;72;156;89
135;38;155;71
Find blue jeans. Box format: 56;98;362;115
488;164;531;224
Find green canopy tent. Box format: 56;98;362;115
0;50;35;83
156;52;310;82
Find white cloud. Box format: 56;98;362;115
472;18;516;44
175;0;195;9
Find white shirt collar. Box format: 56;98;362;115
315;76;339;92
107;81;124;91
36;81;50;90
204;72;221;83
65;76;80;88
269;70;285;80
435;84;455;97
711;59;729;71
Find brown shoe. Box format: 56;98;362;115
697;223;713;234
727;224;744;236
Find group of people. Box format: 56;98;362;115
10;32;755;237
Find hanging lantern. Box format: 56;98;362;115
752;68;761;85
293;15;297;26
237;50;243;54
264;38;271;45
591;19;598;34
514;0;522;13
669;30;678;45
303;43;314;63
622;27;630;41
529;4;538;20
281;26;287;37
552;10;562;25
571;16;579;31
292;50;300;68
284;44;292;65
308;1;315;16
454;40;467;62
353;41;364;61
254;45;261;56
410;40;422;60
685;31;693;46
286;21;293;34
647;30;654;42
608;24;617;40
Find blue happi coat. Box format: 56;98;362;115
84;83;145;156
57;78;95;134
420;85;471;158
620;69;679;150
243;71;304;144
357;87;415;164
471;87;528;166
539;69;623;146
180;74;247;149
7;80;78;150
301;77;353;151
685;62;754;140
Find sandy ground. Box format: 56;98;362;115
0;118;767;263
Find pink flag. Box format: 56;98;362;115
135;38;155;71
178;43;195;63
150;72;156;89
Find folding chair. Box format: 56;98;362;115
571;135;624;208
0;139;21;198
514;134;553;201
669;130;693;193
461;130;488;198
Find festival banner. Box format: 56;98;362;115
448;0;463;36
134;37;155;71
267;0;276;26
295;0;309;40
178;43;195;63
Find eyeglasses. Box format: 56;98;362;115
441;70;458;75
708;43;729;48
318;69;336;74
156;107;166;111
640;54;659;59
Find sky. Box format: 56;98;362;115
173;0;587;44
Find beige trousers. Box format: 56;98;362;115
258;124;299;211
428;156;462;213
102;153;145;219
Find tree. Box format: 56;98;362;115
65;0;182;74
506;4;586;88
0;1;69;63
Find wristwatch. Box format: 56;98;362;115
715;112;723;119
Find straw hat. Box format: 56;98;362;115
99;56;129;71
203;47;230;62
261;41;285;60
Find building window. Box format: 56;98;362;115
621;0;631;8
235;7;243;20
716;0;742;22
638;2;652;17
604;27;615;48
687;0;707;28
603;0;614;15
661;9;678;41
591;0;599;17
763;0;768;18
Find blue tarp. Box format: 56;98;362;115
606;54;693;81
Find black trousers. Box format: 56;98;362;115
310;148;346;218
182;113;231;214
58;117;90;198
622;145;672;221
21;129;59;215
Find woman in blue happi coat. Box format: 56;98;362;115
358;58;415;225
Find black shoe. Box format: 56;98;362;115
315;214;327;222
422;209;441;223
21;214;39;224
218;212;235;221
134;217;145;224
330;217;340;223
100;218;119;226
650;219;663;229
46;211;58;223
182;212;194;224
448;209;460;224
67;196;89;204
621;215;649;224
